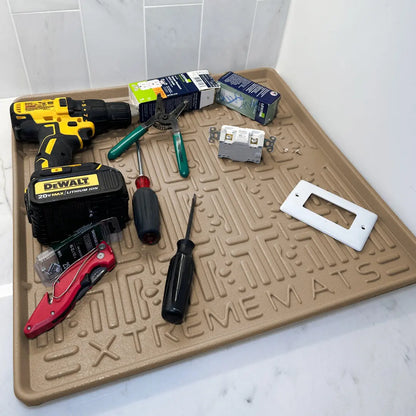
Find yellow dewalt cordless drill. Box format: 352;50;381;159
11;96;138;245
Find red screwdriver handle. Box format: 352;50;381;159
135;175;150;189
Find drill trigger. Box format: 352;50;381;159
78;127;94;145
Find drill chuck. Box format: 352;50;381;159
65;98;133;136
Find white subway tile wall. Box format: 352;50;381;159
1;0;290;98
146;4;201;77
14;11;90;93
200;0;257;73
80;0;146;89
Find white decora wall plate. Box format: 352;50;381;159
280;180;378;251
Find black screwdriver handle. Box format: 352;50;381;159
132;187;161;245
162;239;195;324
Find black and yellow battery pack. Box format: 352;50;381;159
24;162;129;245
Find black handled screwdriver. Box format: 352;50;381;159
162;194;197;324
132;140;160;245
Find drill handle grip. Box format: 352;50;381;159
35;125;91;170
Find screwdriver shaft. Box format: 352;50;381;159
185;194;197;240
136;140;144;176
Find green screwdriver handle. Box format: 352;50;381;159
172;131;189;178
108;125;148;160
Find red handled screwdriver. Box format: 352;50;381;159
132;140;160;245
162;194;197;324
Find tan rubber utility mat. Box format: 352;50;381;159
13;68;416;405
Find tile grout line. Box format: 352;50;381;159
6;0;32;94
78;0;93;88
11;9;80;16
245;0;259;69
275;0;292;69
145;3;202;9
197;0;204;69
143;1;148;79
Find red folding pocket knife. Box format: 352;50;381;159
24;241;116;339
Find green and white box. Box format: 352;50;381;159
129;70;219;122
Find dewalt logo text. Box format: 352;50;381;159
34;174;99;195
44;177;89;190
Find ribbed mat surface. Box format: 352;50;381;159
13;68;416;405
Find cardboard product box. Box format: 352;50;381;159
129;70;219;122
216;71;281;125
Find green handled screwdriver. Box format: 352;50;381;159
162;194;197;324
